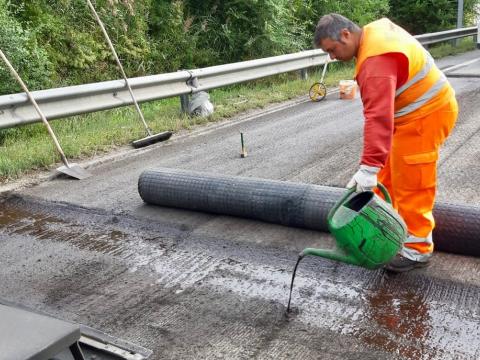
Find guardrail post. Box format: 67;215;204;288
180;75;200;115
180;94;189;114
477;21;480;49
455;0;464;46
300;69;308;80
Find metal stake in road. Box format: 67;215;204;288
240;132;247;158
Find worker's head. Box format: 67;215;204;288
314;14;361;61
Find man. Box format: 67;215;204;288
314;14;458;272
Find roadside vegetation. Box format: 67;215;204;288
0;0;478;182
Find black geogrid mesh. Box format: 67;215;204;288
139;168;480;257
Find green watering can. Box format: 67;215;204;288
304;183;407;269
287;184;407;312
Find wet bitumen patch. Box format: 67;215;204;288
1;195;480;359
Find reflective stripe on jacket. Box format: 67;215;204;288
354;18;453;122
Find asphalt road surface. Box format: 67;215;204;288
1;50;480;359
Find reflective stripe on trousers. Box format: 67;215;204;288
401;233;433;262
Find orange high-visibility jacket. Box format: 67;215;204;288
354;18;454;122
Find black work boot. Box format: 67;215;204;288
384;254;430;273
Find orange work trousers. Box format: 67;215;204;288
377;97;458;254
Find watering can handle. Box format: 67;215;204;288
328;183;392;221
376;182;392;203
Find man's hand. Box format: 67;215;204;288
346;165;380;192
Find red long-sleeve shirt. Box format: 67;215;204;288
356;53;409;167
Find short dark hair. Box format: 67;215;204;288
314;13;361;48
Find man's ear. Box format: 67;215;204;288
340;28;350;40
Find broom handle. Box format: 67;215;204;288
0;49;70;167
86;0;152;136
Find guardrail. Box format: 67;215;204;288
416;26;477;45
0;25;477;129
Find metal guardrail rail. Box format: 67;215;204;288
0;26;478;129
416;26;477;45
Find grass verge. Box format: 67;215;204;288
0;38;476;183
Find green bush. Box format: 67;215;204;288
388;0;479;34
7;0;151;87
293;0;390;45
0;0;52;94
323;0;391;25
148;0;210;71
181;0;309;64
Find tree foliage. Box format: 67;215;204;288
0;0;477;95
388;0;479;34
4;0;150;86
0;0;52;93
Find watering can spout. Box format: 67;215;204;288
301;247;360;266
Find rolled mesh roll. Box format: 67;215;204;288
138;168;480;257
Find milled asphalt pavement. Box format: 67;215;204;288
1;50;480;359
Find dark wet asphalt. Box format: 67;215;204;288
1;50;480;359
